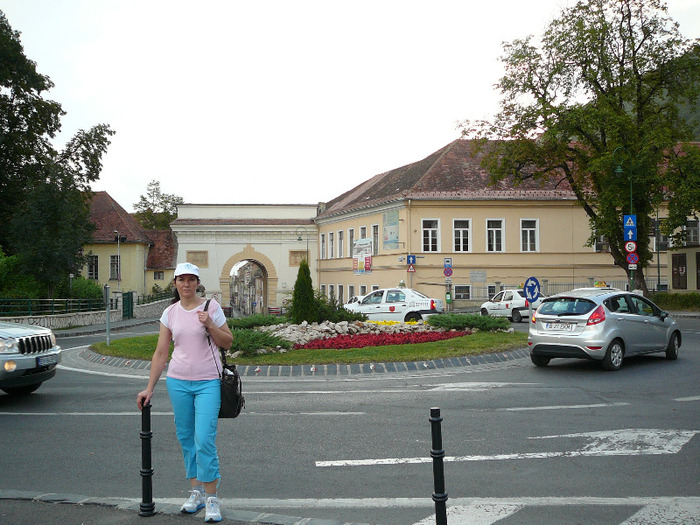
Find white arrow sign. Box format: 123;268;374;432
316;429;698;467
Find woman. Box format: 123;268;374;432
137;262;233;523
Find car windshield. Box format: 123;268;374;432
538;297;596;316
411;290;428;299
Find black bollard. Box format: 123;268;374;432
139;403;156;517
430;407;448;525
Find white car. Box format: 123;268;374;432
480;289;544;323
344;288;443;322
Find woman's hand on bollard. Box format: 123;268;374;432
137;390;152;410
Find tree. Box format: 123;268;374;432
290;259;315;324
463;0;700;293
0;10;114;296
133;180;184;229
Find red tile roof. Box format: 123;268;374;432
88;191;176;270
317;139;576;218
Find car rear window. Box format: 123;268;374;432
538;297;596;316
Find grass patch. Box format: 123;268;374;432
91;331;528;366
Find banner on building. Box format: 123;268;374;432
353;238;373;274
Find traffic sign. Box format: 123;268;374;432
624;226;637;241
624;215;637;227
444;258;452;268
407;255;416;265
443;267;453;277
624;241;637;253
626;252;639;264
407;264;416;273
524;276;541;302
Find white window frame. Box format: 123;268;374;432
337;284;344;304
454;285;471;300
338;230;344;258
359;285;367;296
422;218;440;252
320;234;326;260
520;218;539;252
329;232;335;259
348;228;355;256
453;218;471;253
372;224;379;255
486;218;505;253
360;226;367;239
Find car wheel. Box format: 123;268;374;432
602;340;624;371
480;308;488;316
531;355;550;367
512;309;522;323
405;312;422;322
665;332;680;360
2;383;42;396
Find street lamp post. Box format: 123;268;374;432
295;226;309;263
114;230;124;291
613;147;634;291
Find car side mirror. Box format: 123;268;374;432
659;311;668;321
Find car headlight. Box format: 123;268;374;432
50;333;57;346
0;337;19;354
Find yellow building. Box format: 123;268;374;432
315;140;666;307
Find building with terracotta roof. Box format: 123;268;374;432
313;139;668;306
83;191;176;296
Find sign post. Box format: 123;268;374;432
524;277;541;322
623;215;637;291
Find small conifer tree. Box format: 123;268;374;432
290;259;315;324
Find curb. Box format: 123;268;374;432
0;490;370;525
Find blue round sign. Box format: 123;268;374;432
524;277;541;302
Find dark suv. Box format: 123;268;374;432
0;321;62;395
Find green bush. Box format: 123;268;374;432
228;314;282;330
426;313;511;331
649;292;700;311
54;275;103;299
230;328;292;357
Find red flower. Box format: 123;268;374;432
293;331;471;350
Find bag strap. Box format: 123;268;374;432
203;299;235;375
203;299;222;379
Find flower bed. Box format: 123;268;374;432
294;330;471;350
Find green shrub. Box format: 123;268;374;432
283;290;367;324
649;292;700;311
55;275;103;299
228;314;282;330
230;328;292;357
427;313;511;331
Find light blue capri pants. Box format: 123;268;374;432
166;377;221;483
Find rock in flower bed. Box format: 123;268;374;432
257;319;445;348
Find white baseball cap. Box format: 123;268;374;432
174;262;200;278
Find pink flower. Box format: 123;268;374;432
293;331;471;350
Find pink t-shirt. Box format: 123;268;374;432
160;299;226;381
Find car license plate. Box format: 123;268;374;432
37;355;57;366
544;322;575;332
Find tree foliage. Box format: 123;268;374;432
462;0;700;293
133;179;184;229
290;259;315;324
0;11;114;296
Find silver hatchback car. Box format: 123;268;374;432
528;288;681;371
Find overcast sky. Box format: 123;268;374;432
3;1;699;212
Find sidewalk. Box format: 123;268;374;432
0;491;366;525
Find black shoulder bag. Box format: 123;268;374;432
204;299;245;418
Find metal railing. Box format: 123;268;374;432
0;291;172;318
0;298;107;317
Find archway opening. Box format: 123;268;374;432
229;260;269;316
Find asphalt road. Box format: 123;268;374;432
0;319;698;524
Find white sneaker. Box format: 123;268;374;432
205;496;222;522
180;489;205;513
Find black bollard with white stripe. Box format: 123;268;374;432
139;402;156;517
430;407;448;525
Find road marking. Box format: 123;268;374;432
316;429;699;467
428;382;539;391
675;395;700;402
58;364;144;379
499;402;630;411
0;411;362;417
133;495;700;509
413;503;523;525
